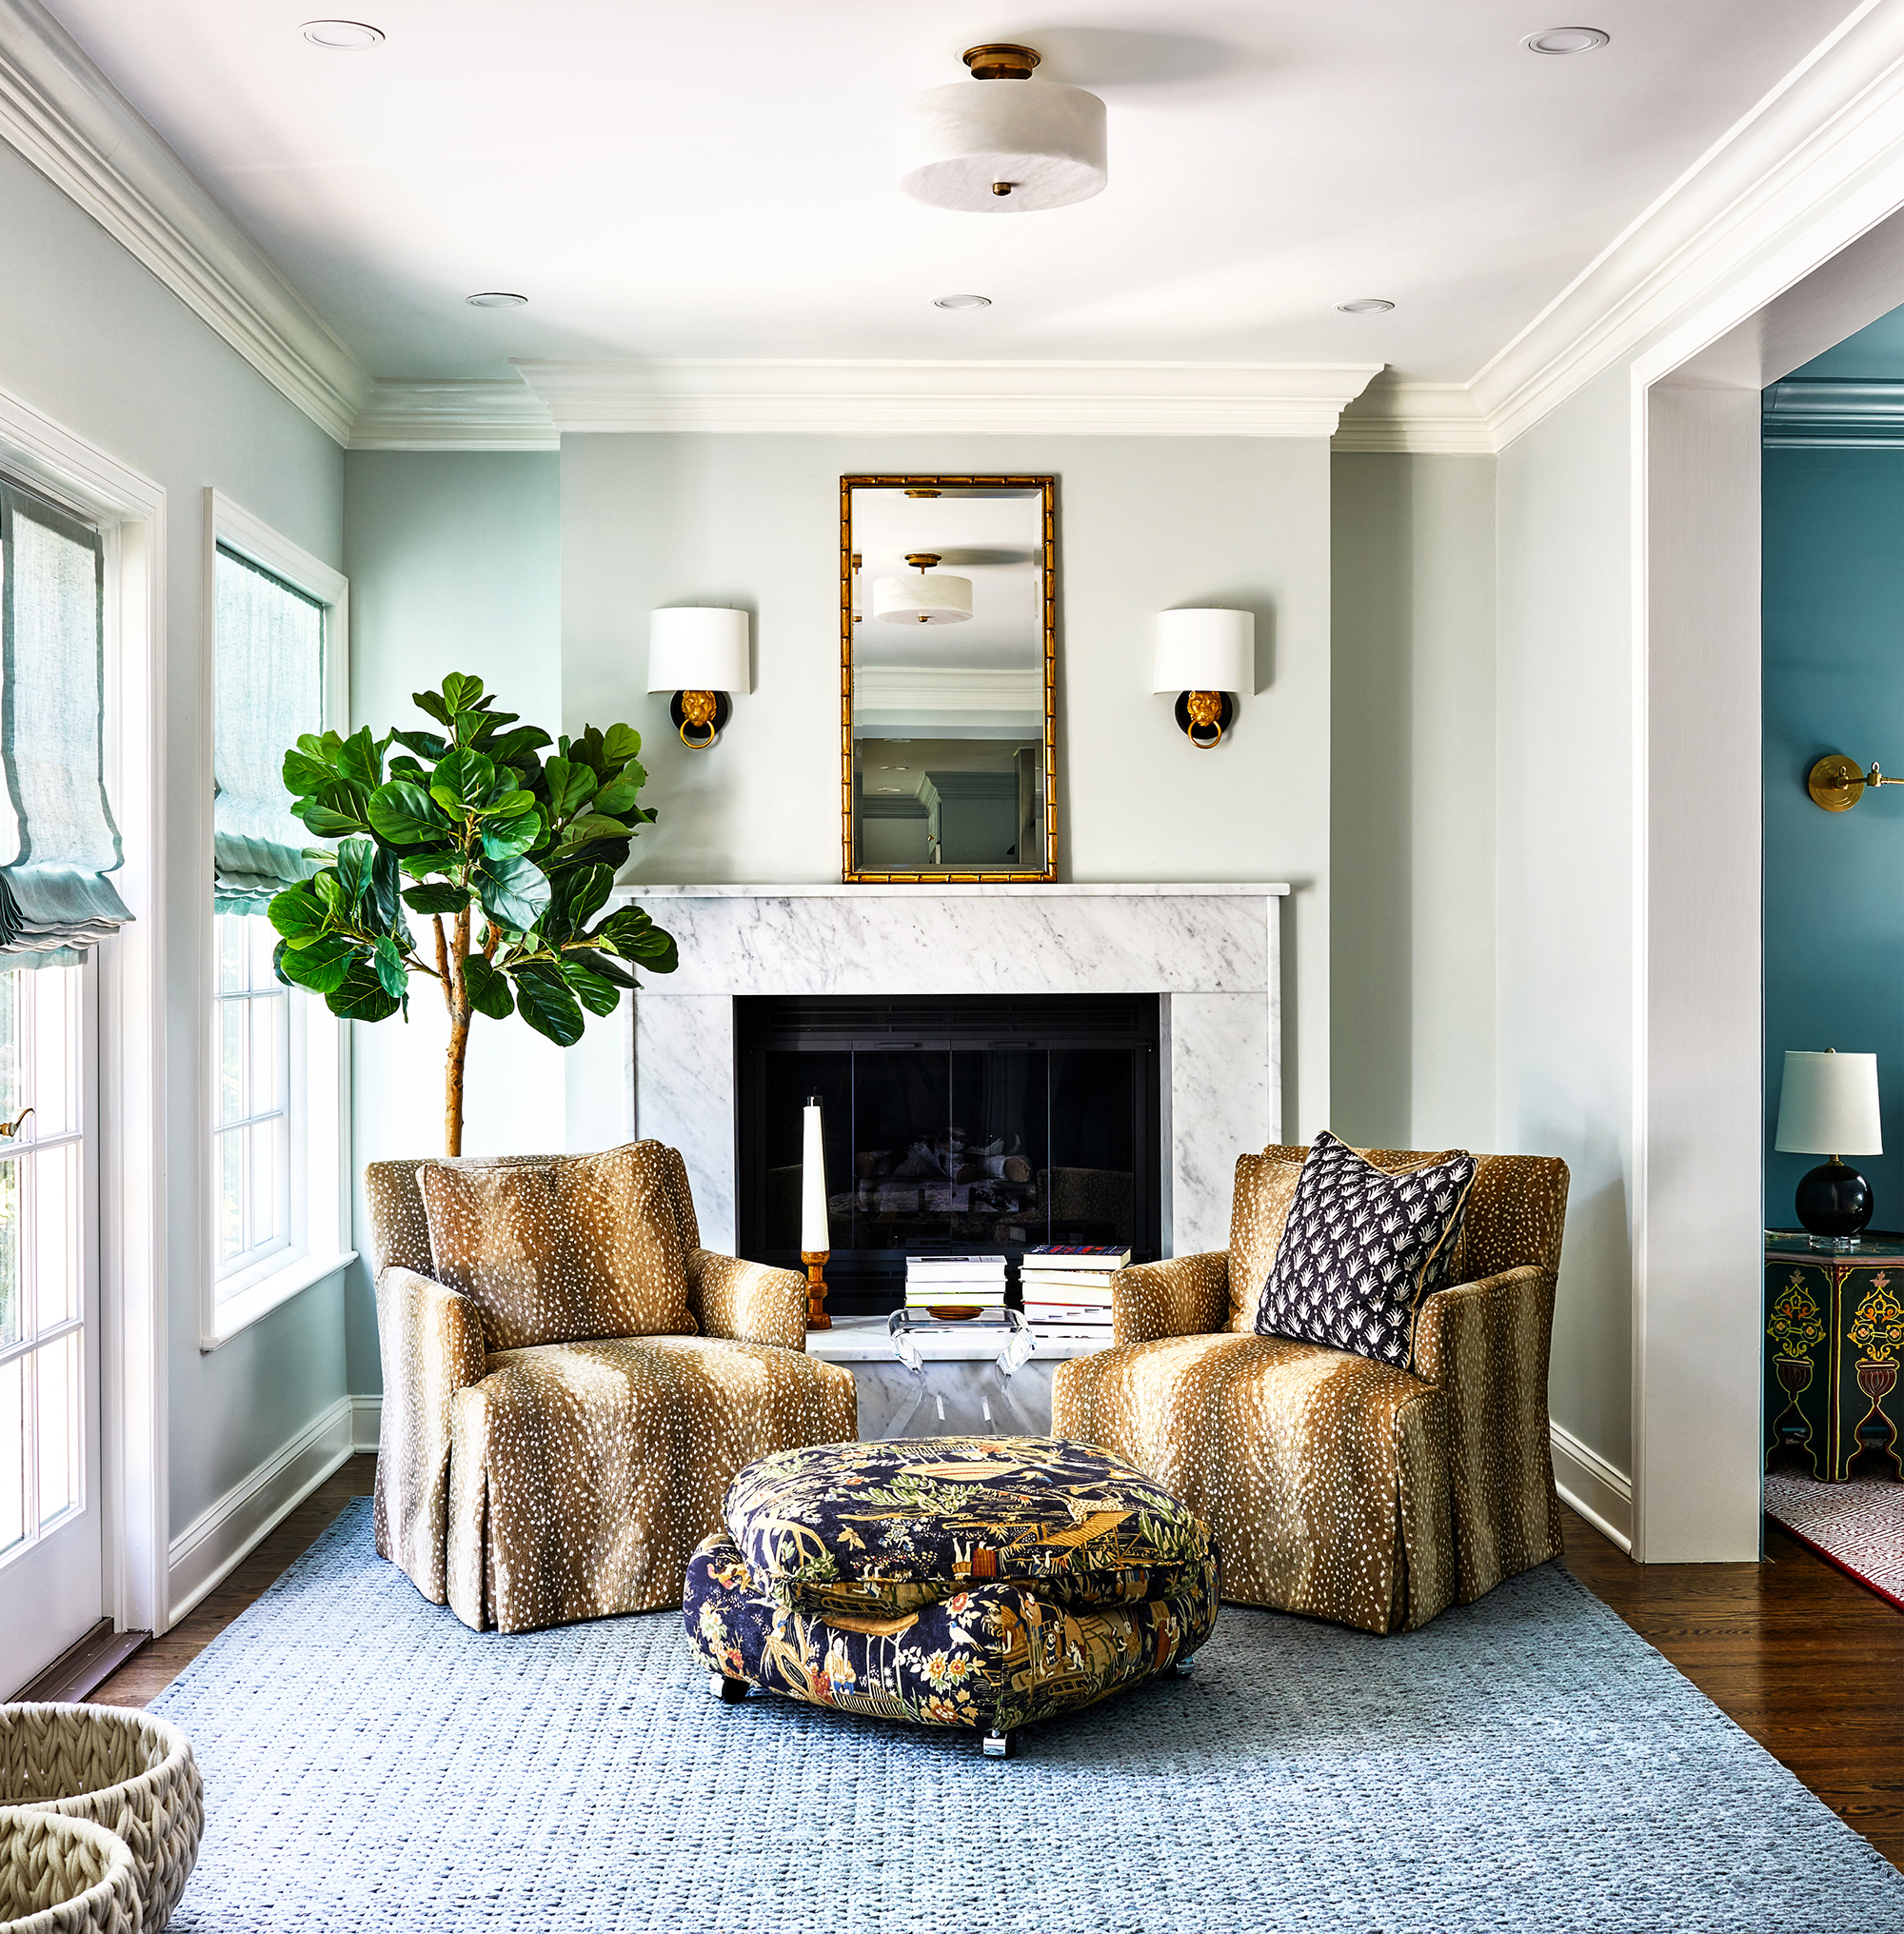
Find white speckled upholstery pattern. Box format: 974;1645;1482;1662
367;1142;856;1633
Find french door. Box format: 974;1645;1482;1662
0;955;101;1690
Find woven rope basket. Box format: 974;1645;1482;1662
0;1706;202;1932
0;1807;138;1934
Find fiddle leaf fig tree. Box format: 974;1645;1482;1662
267;672;678;1155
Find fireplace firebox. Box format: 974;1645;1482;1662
735;994;1161;1314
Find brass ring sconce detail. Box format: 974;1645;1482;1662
670;688;731;750
1808;753;1904;811
1174;690;1232;749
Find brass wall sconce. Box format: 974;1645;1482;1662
648;608;749;749
1807;753;1904;811
1153;608;1254;748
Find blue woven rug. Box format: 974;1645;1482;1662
151;1499;1904;1933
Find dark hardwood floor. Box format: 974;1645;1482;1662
87;1459;1904;1874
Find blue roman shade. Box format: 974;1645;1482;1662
0;481;132;966
213;543;325;913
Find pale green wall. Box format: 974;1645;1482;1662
341;451;564;1395
561;432;1334;1138
1331;454;1497;1152
1496;366;1635;1484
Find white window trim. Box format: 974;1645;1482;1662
0;378;168;1637
199;490;354;1351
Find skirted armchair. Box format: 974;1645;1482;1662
367;1140;856;1634
1052;1144;1569;1635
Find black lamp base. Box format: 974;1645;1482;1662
1795;1157;1874;1248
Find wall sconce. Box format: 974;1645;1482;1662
1154;608;1254;748
648;607;749;749
1807;753;1904;811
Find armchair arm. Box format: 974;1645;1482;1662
1410;1264;1562;1600
373;1265;487;1605
687;1247;809;1351
1111;1251;1230;1346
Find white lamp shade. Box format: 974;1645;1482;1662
873;572;973;624
899;79;1107;213
801;1099;829;1253
1153;608;1255;694
647;608;749;693
1775;1050;1882;1155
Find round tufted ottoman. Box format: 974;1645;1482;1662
682;1435;1220;1757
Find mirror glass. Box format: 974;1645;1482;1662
843;477;1054;881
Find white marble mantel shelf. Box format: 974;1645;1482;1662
803;1314;1110;1364
621;883;1291;898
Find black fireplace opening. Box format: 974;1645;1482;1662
735;993;1161;1314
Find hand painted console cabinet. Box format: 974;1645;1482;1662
1765;1232;1904;1480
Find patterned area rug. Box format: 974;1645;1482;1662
150;1501;1904;1934
1766;1473;1904;1613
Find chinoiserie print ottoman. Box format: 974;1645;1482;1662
681;1435;1220;1757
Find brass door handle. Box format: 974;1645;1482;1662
0;1107;34;1139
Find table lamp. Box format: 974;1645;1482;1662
1775;1048;1883;1249
801;1096;831;1329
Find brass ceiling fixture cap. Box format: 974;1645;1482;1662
963;43;1040;80
903;553;943;570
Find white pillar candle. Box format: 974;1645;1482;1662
801;1097;829;1254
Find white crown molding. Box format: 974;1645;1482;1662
512;359;1382;437
347;379;559;451
0;0;370;444
1761;375;1904;442
1331;384;1496;454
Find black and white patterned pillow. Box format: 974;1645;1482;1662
1255;1131;1478;1368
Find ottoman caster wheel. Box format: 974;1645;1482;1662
982;1730;1015;1759
1174;1652;1197;1678
712;1674;750;1704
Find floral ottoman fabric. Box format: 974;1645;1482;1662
682;1436;1220;1735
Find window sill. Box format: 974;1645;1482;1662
201;1248;356;1351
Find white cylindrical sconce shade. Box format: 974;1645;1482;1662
873;573;973;625
899;80;1107;212
1153;608;1254;694
1775;1050;1883;1154
801;1099;829;1252
647;607;750;693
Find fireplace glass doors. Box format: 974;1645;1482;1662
735;994;1160;1313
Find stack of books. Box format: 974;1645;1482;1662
903;1253;1008;1315
1019;1246;1131;1339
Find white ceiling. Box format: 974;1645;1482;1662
40;0;1855;386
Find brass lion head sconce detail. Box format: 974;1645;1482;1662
1154;609;1254;749
648;608;749;750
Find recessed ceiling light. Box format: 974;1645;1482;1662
300;19;384;49
1523;26;1609;53
465;291;528;308
933;293;993;309
1336;298;1396;313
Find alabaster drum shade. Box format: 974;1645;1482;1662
873;573;973;625
647;608;749;693
899;79;1107;212
1775;1050;1883;1155
1153;608;1255;694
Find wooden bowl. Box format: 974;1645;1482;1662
926;1305;982;1321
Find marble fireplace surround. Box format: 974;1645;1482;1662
623;884;1288;1259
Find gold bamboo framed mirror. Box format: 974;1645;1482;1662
841;474;1056;883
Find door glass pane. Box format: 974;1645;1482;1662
36;1330;78;1527
32;1141;77;1329
0;1157;16;1349
0;1356;22;1555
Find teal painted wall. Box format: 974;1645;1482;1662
1763;447;1904;1231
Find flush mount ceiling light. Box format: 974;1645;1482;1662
1336;298;1396;313
873;553;973;625
465;291;527;308
1523;26;1609;53
900;44;1107;213
934;293;993;309
300;19;384;48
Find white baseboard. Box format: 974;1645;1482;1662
1552;1421;1633;1553
351;1394;381;1453
165;1396;355;1625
